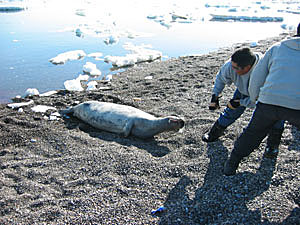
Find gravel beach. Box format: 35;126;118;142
0;33;299;224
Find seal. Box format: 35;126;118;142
60;101;185;139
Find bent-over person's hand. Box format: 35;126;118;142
227;99;240;109
209;94;220;110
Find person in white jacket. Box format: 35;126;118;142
224;23;300;176
202;48;284;158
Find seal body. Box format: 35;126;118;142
61;101;184;139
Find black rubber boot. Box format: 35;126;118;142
264;128;284;159
202;121;226;142
223;153;241;176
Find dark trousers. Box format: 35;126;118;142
218;89;284;129
232;102;300;159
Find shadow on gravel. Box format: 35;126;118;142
62;117;171;157
156;141;300;224
288;126;300;152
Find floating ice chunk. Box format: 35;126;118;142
171;14;188;21
77;74;89;81
88;52;103;59
104;55;137;67
49;50;86;65
86;81;98;91
64;79;84;92
25;88;39;97
104;35;119;45
75;9;86;17
75;28;83;37
104;43;162;68
210;14;283;22
7;100;34;109
83;62;102;76
250;42;258;47
281;24;296;31
31;105;57;113
160;21;172;29
0;6;25;12
147;15;158;19
40;90;57;97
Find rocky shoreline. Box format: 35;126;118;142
0;33;299;224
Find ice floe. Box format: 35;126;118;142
25;88;39;97
49;50;86;65
210;14;283;22
77;74;90;81
64;78;84;92
104;35;119;45
87;52;103;60
104;43;162;68
0;6;25;12
83;62;102;77
63;73;95;92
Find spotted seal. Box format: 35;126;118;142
60;101;185;139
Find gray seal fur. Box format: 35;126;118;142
61;101;185;139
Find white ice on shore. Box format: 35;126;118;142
31;105;57;113
7;100;34;109
64;79;83;92
49;50;86;65
63;73;95;92
105;74;113;81
25;88;39;97
39;90;58;97
86;81;98;91
104;43;162;68
83;62;102;77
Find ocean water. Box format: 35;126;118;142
1;0;299;103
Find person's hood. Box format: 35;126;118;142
282;37;300;50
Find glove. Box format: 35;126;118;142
209;94;220;110
227;99;240;109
